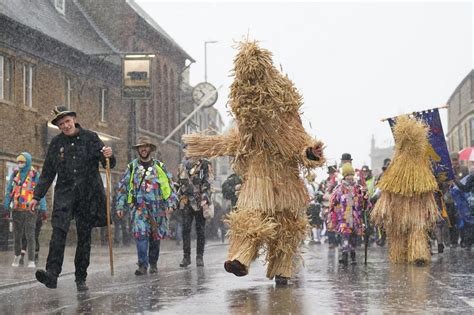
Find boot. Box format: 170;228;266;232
196;255;204;267
135;264;147;276
350;251;357;265
76;280;89;292
339;252;348;266
149;262;158;274
438;243;444;254
35;270;57;289
224;259;248;277
414;259;427;267
274;275;289;285
180;256;191;268
11;255;21;267
19;253;25;266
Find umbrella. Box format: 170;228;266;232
458;147;474;161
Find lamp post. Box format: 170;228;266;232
204;40;218;82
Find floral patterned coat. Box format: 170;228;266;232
115;159;177;240
329;181;367;236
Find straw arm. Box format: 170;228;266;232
182;132;239;158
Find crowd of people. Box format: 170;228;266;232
3;106;473;291
303;152;474;266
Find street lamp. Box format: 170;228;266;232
204;40;218;82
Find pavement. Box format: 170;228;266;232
0;238;473;314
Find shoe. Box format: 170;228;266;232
350;251;357;265
149;263;158;274
196;256;204;267
339;252;348;266
19;253;25;266
34;252;39;264
27;261;36;268
414;259;427;267
224;260;248;277
438;243;444;254
179;256;191;268
135;264;147;276
35;270;57;289
274;275;289;285
76;280;89;292
12;255;21;267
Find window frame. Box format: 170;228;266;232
23;64;33;107
100;88;108;122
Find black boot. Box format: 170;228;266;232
224;259;248;277
339;252;348;266
180;256;191;268
274;275;289;285
149;262;158;274
438;243;444;254
76;280;89;292
35;270;57;289
196;255;204;267
414;259;427;267
135;264;147;276
350;251;357;265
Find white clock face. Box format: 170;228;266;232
192;82;218;107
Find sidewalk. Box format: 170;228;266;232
0;238;224;290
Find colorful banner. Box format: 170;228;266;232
387;109;454;182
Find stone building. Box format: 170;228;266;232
0;0;194;207
446;69;474;153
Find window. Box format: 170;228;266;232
458;125;463;150
23;64;33;107
100;88;108;122
4;162;17;196
470;118;474;147
0;55;12;101
55;0;65;14
65;77;71;109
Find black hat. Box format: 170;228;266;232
341;153;352;161
51;105;76;126
327;165;337;174
361;165;370;172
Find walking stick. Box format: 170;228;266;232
105;158;114;276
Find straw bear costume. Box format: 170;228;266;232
183;41;325;279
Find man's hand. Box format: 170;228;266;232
29;200;38;214
165;207;173;216
101;146;113;158
116;210;124;219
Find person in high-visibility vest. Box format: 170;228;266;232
115;136;177;276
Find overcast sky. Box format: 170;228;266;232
136;0;473;170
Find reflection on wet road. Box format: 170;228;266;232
0;242;472;314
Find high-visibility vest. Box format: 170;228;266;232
126;160;172;204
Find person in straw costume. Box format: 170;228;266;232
182;40;325;285
371;115;438;266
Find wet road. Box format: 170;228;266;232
0;241;472;314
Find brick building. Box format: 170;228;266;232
0;0;194;207
446;69;474;153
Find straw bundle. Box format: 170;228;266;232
265;211;309;278
182;40;325;279
371;115;438;264
377;115;437;196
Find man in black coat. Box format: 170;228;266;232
29;106;115;291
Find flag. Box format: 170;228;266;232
388;109;454;182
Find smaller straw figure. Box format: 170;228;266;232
371;115;438;266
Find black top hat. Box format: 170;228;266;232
361;165;370;172
51;105;76;126
327;165;337;174
340;153;352;161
